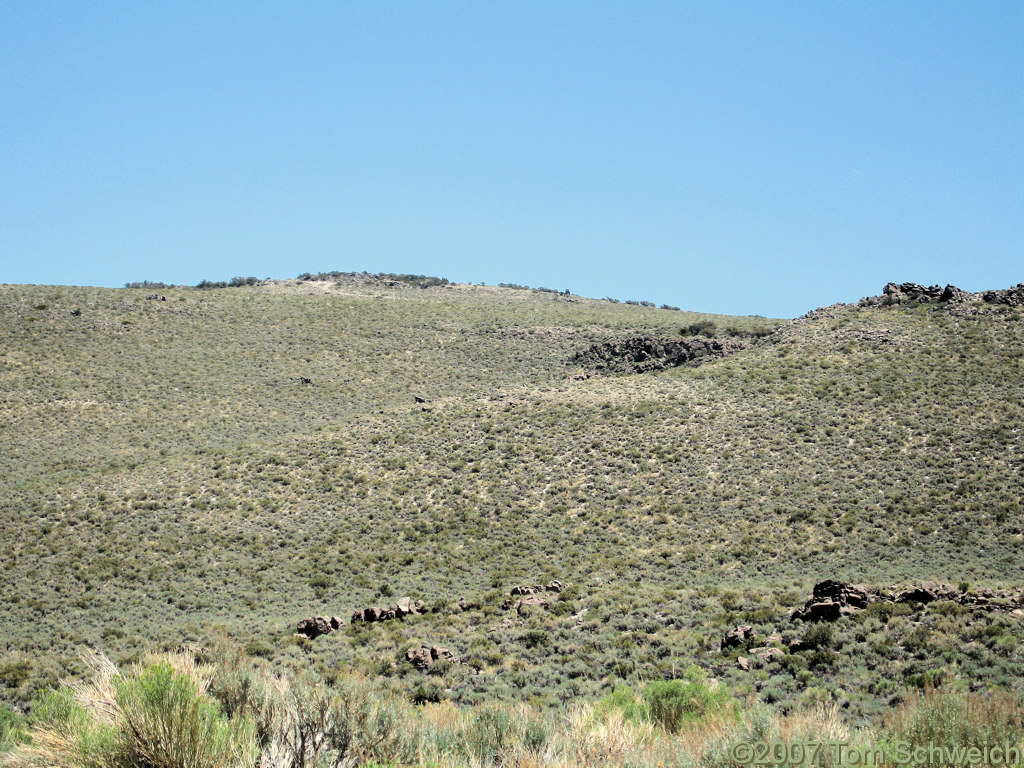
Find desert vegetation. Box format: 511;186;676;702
0;276;1022;762
5;645;1024;766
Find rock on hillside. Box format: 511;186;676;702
858;281;1024;309
858;282;969;307
570;335;747;376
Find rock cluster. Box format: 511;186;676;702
792;579;870;622
501;582;565;614
406;645;460;670
792;580;1024;623
351;596;425;624
721;625;755;650
296;615;344;639
516;594;548;617
569;336;747;376
859;282;969;307
510;581;564;596
982;283;1024;306
722;579;1024;671
859;281;1024;309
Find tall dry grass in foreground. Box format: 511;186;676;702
4;647;1022;767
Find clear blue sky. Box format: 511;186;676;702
1;2;1021;317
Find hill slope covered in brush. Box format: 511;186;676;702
1;276;1022;718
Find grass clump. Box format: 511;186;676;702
882;687;1024;752
599;666;737;735
0;704;25;753
7;653;256;768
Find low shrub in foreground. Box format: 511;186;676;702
883;687;1024;751
6;650;1024;768
7;653;256;768
599;666;737;734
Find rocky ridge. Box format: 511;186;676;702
858;281;1024;309
569;336;747;376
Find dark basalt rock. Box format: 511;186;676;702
296;616;334;638
982;283;1024;306
859;282;969;307
721;625;756;649
349;598;424;625
811;579;872;608
406;645;460;670
570;335;747;376
793;601;844;623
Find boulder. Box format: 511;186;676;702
793;601;843;623
793;580;875;621
811;579;871;608
546;580;565;593
395;596;420;617
430;646;458;663
329;616;344;630
721;625;755;650
737;656;750;671
517;595;548;616
296;616;333;639
351;609;366;623
982;283;1024;306
364;607;383;623
406;645;459;670
406;647;433;670
511;585;537;596
895;587;937;605
940;285;968;303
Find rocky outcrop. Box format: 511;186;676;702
860;281;1024;310
894;586;939;605
810;579;872;608
351;597;424;625
982;283;1024;306
406;647;433;670
793;601;850;623
502;581;567;612
517;594;548;617
570;336;747;376
792;579;1024;623
296;616;343;638
792;580;875;623
510;581;564;596
721;625;755;650
859;283;970;307
406;645;460;670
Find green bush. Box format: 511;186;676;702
599;667;737;735
644;668;735;733
114;661;258;768
597;686;647;722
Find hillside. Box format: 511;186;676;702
1;276;1022;721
